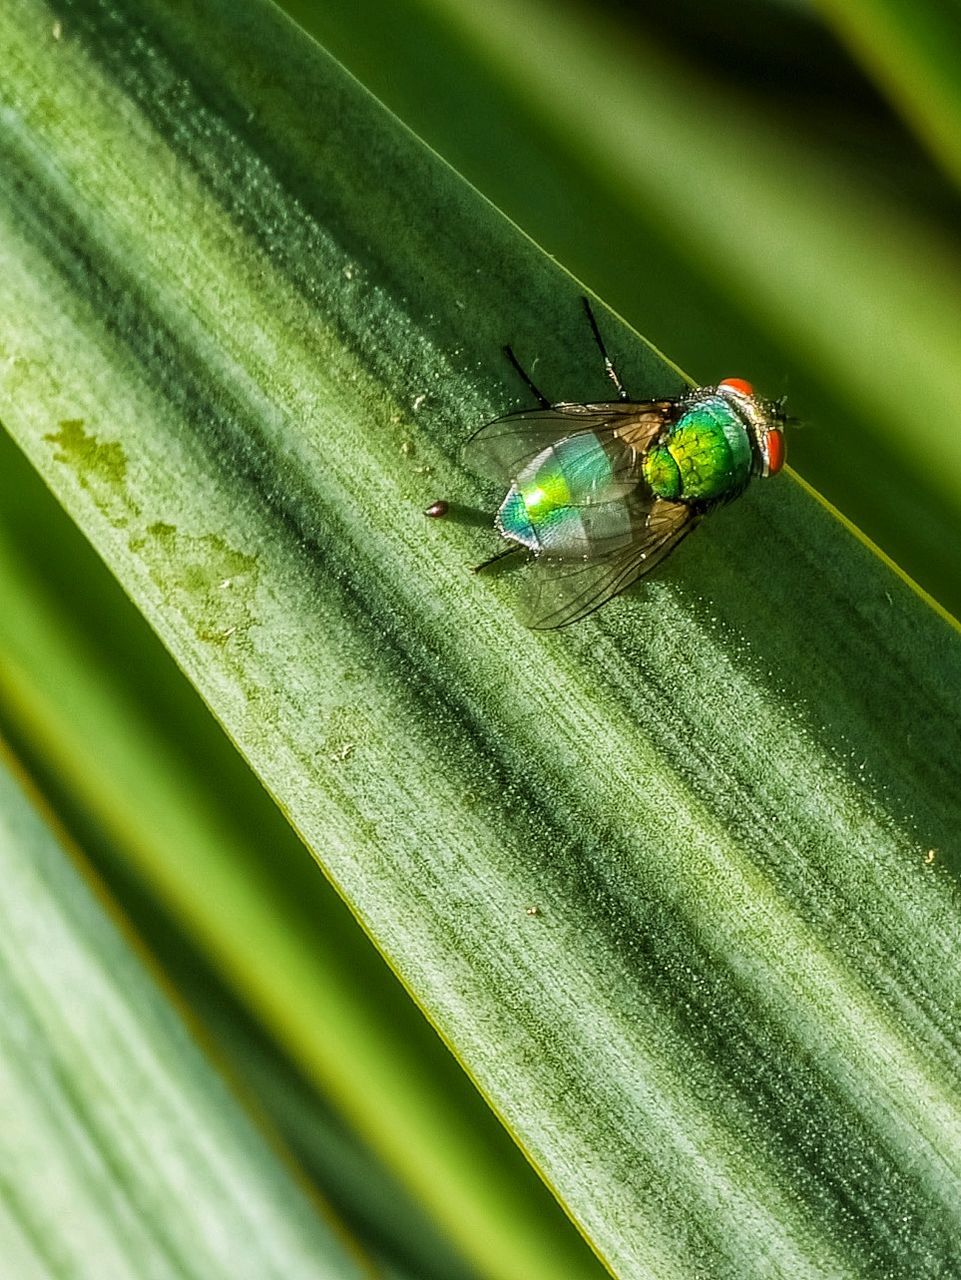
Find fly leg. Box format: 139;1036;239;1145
503;344;551;409
425;503;525;574
472;546;526;575
581;295;629;401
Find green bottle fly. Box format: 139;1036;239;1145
446;300;787;628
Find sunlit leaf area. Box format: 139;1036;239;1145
1;1;960;1277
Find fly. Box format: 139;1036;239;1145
429;297;787;629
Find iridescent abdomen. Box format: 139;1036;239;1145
643;393;752;502
496;431;633;557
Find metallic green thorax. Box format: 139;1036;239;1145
642;393;753;502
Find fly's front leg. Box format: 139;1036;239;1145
581;295;629;400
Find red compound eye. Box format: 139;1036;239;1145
765;429;785;475
719;377;754;397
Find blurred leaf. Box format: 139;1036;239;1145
0;745;372;1280
3;1;961;1278
100;841;484;1280
818;0;961;194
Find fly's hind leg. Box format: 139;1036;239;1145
473;545;526;575
503;344;551;409
424;502;526;575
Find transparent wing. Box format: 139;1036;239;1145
518;499;698;630
463;400;676;485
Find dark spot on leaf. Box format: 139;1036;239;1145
44;419;140;526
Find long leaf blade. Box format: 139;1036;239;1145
2;1;961;1277
0;747;372;1280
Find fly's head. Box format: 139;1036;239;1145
717;378;787;479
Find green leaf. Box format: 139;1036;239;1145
3;1;961;1278
0;745;372;1280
